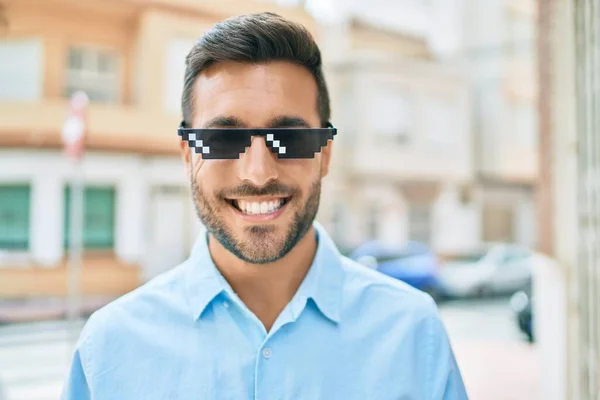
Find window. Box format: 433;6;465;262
424;98;457;148
368;86;414;143
64;186;116;249
0;39;43;100
0;185;31;250
65;46;120;102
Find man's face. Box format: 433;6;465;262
180;61;332;264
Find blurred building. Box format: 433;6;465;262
539;0;600;397
0;0;316;298
459;0;538;247
316;2;478;256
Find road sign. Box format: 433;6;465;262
62;91;89;160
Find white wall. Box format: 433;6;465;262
336;183;410;250
345;0;430;39
428;0;463;57
143;186;191;280
0;150;189;268
459;0;506;58
164;38;197;116
329;181;481;255
432;184;481;254
351;64;472;182
116;172;148;264
459;0;538;181
360;183;408;248
30;169;63;266
514;195;536;247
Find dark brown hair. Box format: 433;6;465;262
181;12;330;127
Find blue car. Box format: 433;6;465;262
349;240;443;299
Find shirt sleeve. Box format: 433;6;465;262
426;313;469;400
60;346;91;400
439;350;469;400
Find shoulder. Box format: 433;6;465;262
339;256;439;321
77;260;190;347
338;257;462;395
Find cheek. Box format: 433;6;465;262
278;158;321;175
194;159;233;179
278;159;321;196
193;160;234;196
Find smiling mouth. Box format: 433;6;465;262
227;197;291;215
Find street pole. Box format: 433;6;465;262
537;0;554;258
67;162;83;329
62;91;88;344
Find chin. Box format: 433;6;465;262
239;243;288;264
242;225;283;248
234;228;289;263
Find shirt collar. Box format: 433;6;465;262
183;232;224;321
183;221;345;323
289;222;344;323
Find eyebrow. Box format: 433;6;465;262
267;116;311;128
202;115;312;129
203;116;246;128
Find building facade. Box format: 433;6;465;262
459;0;539;248
317;13;478;256
0;0;316;298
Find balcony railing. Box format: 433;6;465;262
0;100;180;155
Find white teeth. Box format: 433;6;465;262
260;202;268;214
235;199;285;215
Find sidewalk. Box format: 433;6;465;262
453;340;540;400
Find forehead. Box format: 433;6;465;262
191;61;320;128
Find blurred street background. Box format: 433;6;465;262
0;0;598;399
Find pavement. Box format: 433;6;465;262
453;340;539;400
439;297;540;400
0;320;83;400
0;296;540;400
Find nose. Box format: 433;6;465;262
237;136;279;187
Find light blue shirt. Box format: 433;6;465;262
61;223;468;399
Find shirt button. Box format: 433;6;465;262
262;348;272;359
223;302;229;309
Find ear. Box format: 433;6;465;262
319;139;334;178
179;136;192;177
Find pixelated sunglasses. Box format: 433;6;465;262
178;121;337;160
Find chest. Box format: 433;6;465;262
90;313;427;400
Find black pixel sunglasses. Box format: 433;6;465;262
178;121;337;160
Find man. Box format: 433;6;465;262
62;12;468;400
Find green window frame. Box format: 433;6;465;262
64;186;116;250
0;185;31;250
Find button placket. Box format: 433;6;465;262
262;348;272;359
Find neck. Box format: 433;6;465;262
207;226;318;331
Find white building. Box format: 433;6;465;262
314;3;479;256
457;0;539;247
